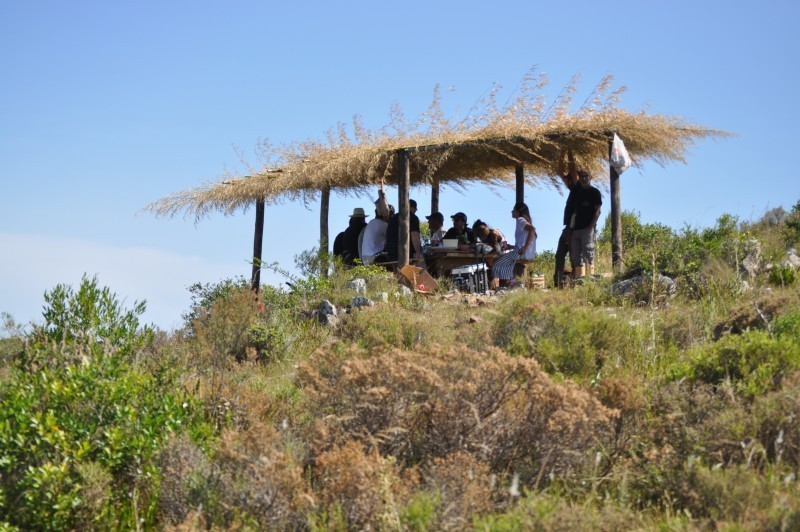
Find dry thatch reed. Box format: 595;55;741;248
147;72;729;221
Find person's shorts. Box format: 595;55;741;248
570;227;595;265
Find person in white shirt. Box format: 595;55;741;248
491;201;536;286
360;207;392;265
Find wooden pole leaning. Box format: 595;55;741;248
251;197;265;292
397;148;411;268
515;165;525;205
608;138;623;274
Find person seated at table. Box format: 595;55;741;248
443;212;477;244
472;219;507;254
333;207;368;266
425;212;447;246
491;202;537;288
360;205;392;265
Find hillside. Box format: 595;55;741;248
1;203;800;530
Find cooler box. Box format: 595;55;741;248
451;263;488;294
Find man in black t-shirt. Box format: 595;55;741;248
569;169;602;278
385;199;422;263
443;211;477;244
555;150;578;287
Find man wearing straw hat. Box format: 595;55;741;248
333;207;368;266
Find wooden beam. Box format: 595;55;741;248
397;149;410;267
608;139;623;273
431;180;440;214
319;186;330;276
251;197;265;292
319;186;330;253
515;165;525;205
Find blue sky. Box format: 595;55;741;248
2;1;798;331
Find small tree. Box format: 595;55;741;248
24;274;153;370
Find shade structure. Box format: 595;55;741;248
146;76;729;280
148;103;727;220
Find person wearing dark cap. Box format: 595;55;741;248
333;207;368;266
385;199;422;263
425;212;447;245
443;212;477;244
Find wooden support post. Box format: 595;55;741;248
251;197;265;292
431;180;439;214
319;186;330;276
397;149;411;268
609;138;623;274
515;165;525;205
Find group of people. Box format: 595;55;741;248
333;200;538;288
332;199;422;267
333;149;602;289
422;208;536;286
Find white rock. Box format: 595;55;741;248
347;278;368;295
350;296;375;308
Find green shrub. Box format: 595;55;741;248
743;207;792;263
248;322;286;362
675;464;799;526
782;200;800;247
341;302;457;350
23;275;153;371
0;277;200;529
670;330;800;399
183;276;250;331
190;286;262;364
400;491;439;531
773;309;800;340
598;209;676;276
492;292;643;379
475;491;648;531
768;264;797;286
599;209;676;252
600;211;753;299
0;361;195;529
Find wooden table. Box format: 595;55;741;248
424;248;496;277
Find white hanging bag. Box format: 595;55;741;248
611;133;632;174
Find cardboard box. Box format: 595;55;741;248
526;275;546;289
396;264;438;294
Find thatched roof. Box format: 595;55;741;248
148;75;729;220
